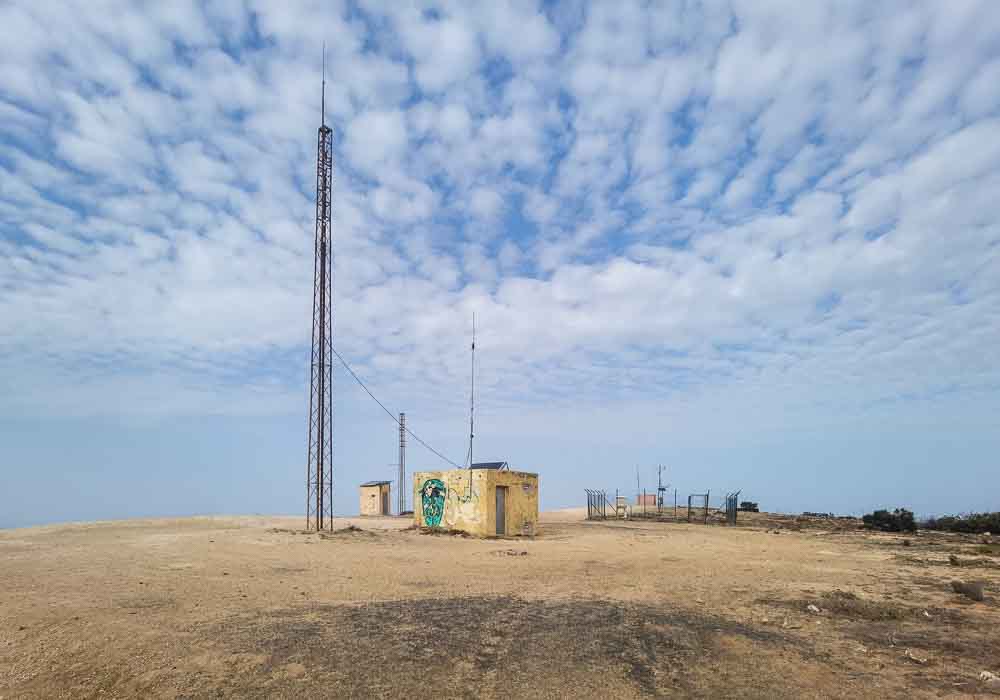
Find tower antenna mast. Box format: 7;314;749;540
305;47;335;530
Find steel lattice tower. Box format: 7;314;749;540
306;64;334;531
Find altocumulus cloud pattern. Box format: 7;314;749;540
1;1;998;447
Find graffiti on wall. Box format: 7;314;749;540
420;479;446;527
448;472;482;525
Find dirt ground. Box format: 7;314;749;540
2;509;999;699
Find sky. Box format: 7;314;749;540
1;1;999;528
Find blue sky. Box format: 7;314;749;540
2;1;999;528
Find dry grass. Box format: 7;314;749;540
188;596;792;698
973;543;1000;557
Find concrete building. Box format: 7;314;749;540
359;480;391;516
412;462;538;537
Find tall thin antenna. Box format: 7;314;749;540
321;42;326;126
468;313;476;468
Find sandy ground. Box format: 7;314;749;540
2;509;999;698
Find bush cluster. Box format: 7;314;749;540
862;508;916;532
921;512;1000;534
739;501;759;512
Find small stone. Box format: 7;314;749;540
979;670;999;685
806;604;821;614
951;580;985;602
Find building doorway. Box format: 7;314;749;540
495;486;507;535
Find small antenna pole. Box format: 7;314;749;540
321;42;326;125
398;412;406;514
468;313;475;468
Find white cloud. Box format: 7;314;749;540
469;187;504;220
394;10;480;94
344;109;408;177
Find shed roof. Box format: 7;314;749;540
360;480;391;487
470;461;508;470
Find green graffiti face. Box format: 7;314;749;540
420;479;446;527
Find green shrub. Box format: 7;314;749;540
921;512;1000;534
862;508;916;532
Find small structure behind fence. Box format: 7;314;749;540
724;490;741;525
687;492;710;524
614;493;629;519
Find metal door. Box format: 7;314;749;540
496;486;507;535
382;491;389;515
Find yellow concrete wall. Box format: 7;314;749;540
413;469;539;537
359;483;390;516
495;469;539;537
412;469;490;535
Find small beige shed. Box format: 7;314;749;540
359;480;391;516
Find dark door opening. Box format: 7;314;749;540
382;491;389;515
496;486;507;535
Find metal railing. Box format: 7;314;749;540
724;490;742;525
687;492;710;524
585;489;628;520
